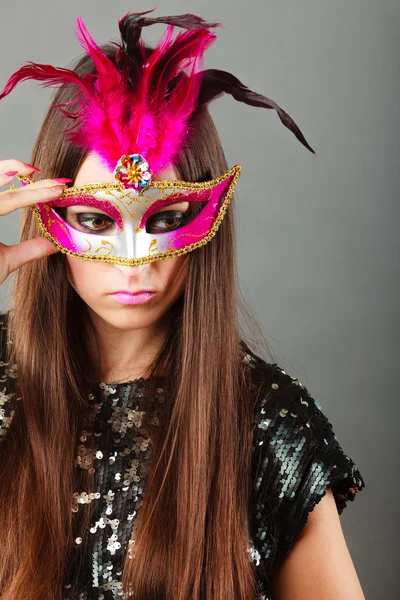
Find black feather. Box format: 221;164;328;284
117;11;221;93
197;69;315;154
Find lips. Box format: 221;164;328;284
110;289;155;295
110;290;156;305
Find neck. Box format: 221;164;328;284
86;309;169;384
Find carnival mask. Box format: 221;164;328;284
19;159;241;265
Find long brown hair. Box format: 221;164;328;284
0;43;276;600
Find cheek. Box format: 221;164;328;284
66;257;107;296
156;256;189;295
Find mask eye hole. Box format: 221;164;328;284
145;201;203;234
53;206;119;235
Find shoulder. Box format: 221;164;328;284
243;347;327;439
243;348;365;590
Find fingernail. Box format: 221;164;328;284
50;185;66;191
24;163;41;172
53;177;73;184
4;170;19;177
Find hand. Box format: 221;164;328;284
0;159;69;286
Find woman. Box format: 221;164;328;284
0;10;365;600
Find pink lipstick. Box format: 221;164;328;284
111;291;155;305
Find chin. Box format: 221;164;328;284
85;303;160;330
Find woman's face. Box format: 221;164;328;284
66;152;189;331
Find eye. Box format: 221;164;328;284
66;211;117;234
146;210;190;233
77;213;116;233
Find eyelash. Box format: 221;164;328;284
73;211;189;234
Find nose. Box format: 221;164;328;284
113;263;148;277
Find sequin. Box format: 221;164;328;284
0;313;365;600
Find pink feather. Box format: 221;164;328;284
0;14;219;172
0;62;93;101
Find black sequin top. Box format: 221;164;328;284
0;313;365;599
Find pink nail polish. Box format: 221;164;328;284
24;163;41;172
53;177;73;184
4;170;18;177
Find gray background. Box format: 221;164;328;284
0;1;398;598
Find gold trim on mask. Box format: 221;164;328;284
26;164;242;266
19;164;240;196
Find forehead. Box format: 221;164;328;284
74;152;179;187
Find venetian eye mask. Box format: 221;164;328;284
20;160;241;266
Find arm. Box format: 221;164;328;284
270;488;366;600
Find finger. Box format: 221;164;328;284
0;171;20;190
2;237;59;278
0;184;67;216
0;175;71;190
0;173;57;192
0;159;41;177
14;177;73;190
